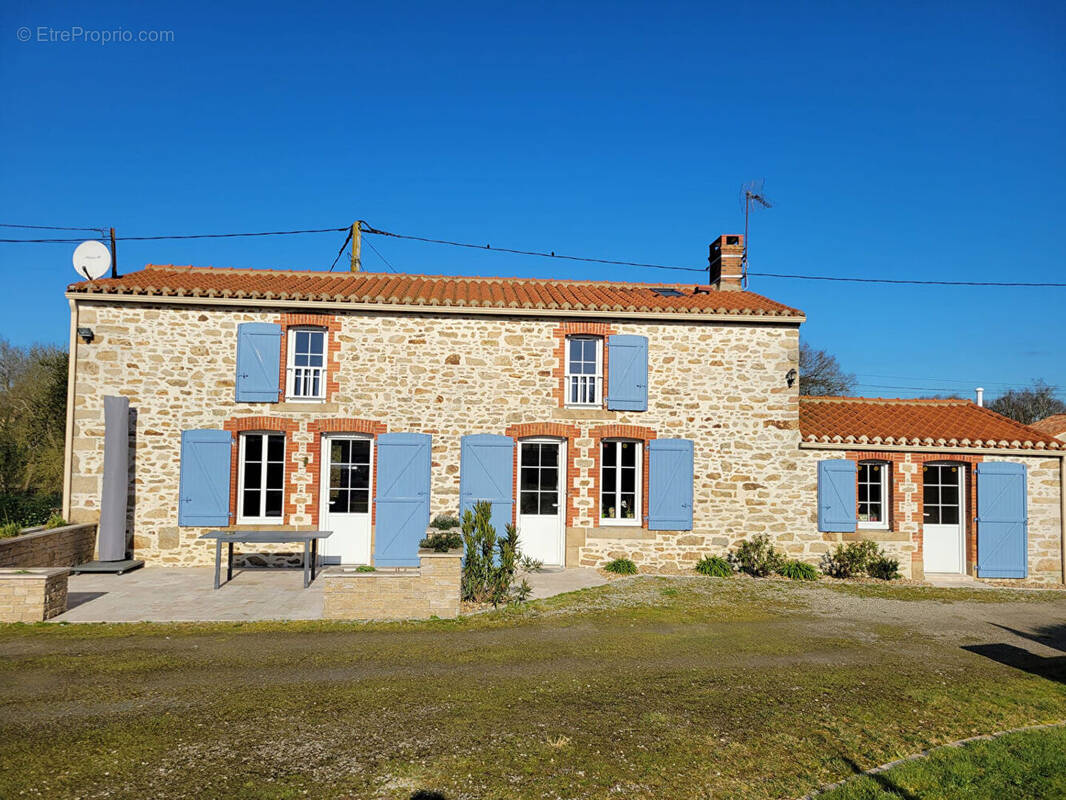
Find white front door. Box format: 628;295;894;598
319;435;373;565
517;439;565;566
923;463;965;574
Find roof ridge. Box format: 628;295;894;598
799;395;967;406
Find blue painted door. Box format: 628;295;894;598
373;433;431;567
976;462;1028;579
606;335;649;411
235;322;282;402
648;438;694;530
460;434;515;535
178;429;233;526
818;459;857;532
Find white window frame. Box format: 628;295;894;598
285;327;327;402
564;335;603;408
599;438;642;526
237;432;286;525
857;460;890;530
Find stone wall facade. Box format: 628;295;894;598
0;568;69;622
322;551;461;620
0;524;97;568
67;300;806;568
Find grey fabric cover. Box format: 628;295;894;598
98;395;130;561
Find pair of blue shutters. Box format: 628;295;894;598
178;429;431;568
458;434;693;532
605;335;648;411
816;458;1028;578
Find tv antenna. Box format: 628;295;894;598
740;180;772;288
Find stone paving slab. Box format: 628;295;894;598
525;567;608;600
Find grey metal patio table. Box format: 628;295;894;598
199;531;333;589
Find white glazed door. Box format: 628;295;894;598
517;440;565;566
922;463;965;574
319;436;373;565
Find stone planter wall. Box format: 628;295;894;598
0;568;69;622
322;550;461;621
0;524;98;569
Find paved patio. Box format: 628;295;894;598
54;565;607;622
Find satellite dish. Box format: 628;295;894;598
72;240;111;280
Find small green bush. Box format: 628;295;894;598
729;534;785;577
354;565;376;573
430;514;460;531
0;522;21;539
44;513;67;529
604;558;638;575
776;559;819;581
419;529;463;552
821;540;879;578
695;555;733;577
867;554;901;580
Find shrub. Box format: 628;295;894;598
729;534;785;577
695;555;733;577
44;513;67;529
460;500;529;607
867;554;901;580
776;559;819;581
0;522;21;539
821;540;880;578
604;558;638;575
0;492;60;528
419;529;463;552
354;565;376;573
430;514;460;531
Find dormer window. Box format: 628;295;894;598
286;328;326;401
565;335;603;407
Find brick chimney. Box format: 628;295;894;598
708;234;744;291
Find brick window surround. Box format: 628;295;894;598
505;422;581;527
590;424;657;529
223;417;300;526
552;322;616;408
845;450;982;571
307;418;388;528
277;313;342;403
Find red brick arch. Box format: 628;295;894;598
505;422;581;527
552;321;617;408
589;424;657;529
222;416;299;526
307;418;388;527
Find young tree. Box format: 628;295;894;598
798;341;856;396
987;380;1066;425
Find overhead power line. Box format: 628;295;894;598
363;238;397;273
0;223;105;232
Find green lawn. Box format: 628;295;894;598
814;725;1066;799
1;577;1064;799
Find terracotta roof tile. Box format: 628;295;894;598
1031;413;1066;438
799;396;1062;451
67;264;803;319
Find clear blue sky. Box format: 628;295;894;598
1;0;1063;400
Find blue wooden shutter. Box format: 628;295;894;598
976;462;1028;579
235;322;282;402
178;429;233;526
459;434;515;534
606;335;649;411
818;459;856;532
374;433;432;567
648;438;694;530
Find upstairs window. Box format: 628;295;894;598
286;328;326;401
565;335;603;407
601;439;641;525
857;461;889;529
238;432;285;524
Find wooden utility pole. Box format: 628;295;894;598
109;227;118;278
350;221;362;272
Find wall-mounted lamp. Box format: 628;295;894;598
77;327;95;343
786;368;797;388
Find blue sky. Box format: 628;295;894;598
1;0;1063;400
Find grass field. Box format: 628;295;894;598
1;577;1064;799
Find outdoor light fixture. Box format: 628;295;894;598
77;327;95;343
786;368;797;388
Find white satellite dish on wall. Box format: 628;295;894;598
73;240;112;280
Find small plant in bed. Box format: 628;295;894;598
0;521;21;539
419;530;463;552
776;559;819;581
729;534;785;577
44;513;67;529
430;514;460;531
604;558;638;575
695;555;733;577
866;553;901;580
354;565;376;573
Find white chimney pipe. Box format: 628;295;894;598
976;387;984;407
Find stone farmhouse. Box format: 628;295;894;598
62;234;1065;585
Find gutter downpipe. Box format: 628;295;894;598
62;298;78;521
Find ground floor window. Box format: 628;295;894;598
600;439;641;524
239;432;285;523
327;437;371;514
520;441;560;515
858;461;889;528
923;463;961;525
